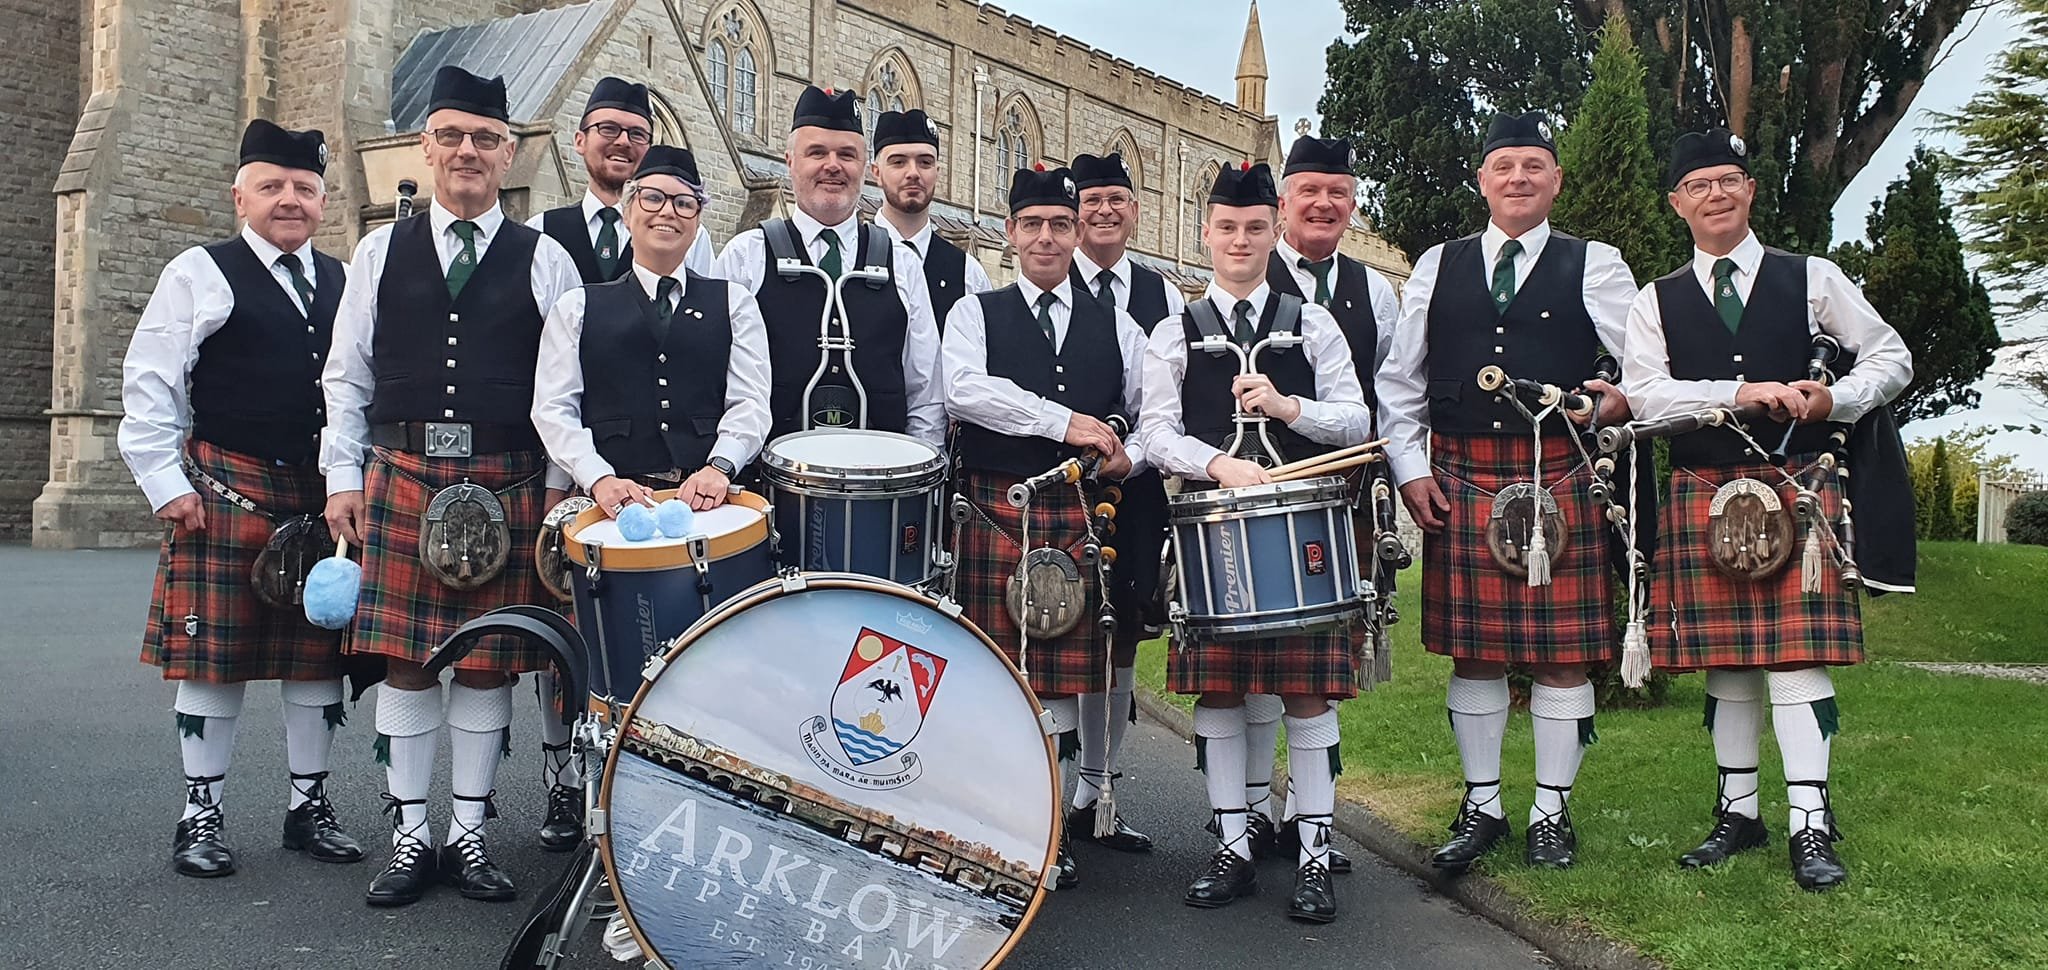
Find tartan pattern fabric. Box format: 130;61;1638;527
953;471;1108;697
142;439;343;683
1166;628;1359;699
1652;460;1863;670
351;446;553;672
1421;433;1617;664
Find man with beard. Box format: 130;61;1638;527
527;77;710;285
870;108;990;331
713;86;943;450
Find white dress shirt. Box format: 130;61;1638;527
712;207;946;449
1072;248;1189;329
1621;231;1913;423
1137;281;1373;481
523;189;713;277
533;262;772;490
1274;236;1401;375
1377;220;1638;485
121;225;324;511
321;199;582;493
941;275;1150;473
879;215;994;296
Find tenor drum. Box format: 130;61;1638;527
598;574;1059;969
1168;475;1366;640
762;429;947;585
562;490;776;707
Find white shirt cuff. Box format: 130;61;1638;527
325;466;365;495
139;467;198;513
1036;400;1075;442
1390;448;1432;487
571;454;617;493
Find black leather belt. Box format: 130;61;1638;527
370;421;540;457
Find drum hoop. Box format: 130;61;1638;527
595;572;1061;970
762;469;948;498
1168;475;1351;516
1179;604;1364;637
1169;496;1352;526
763;429;947;482
562;490;772;571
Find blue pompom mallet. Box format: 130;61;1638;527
302;537;361;630
616;502;657;541
655;499;696;538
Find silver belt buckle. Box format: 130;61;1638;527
423;422;473;458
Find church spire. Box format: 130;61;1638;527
1235;1;1268;115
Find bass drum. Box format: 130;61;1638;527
598;574;1059;970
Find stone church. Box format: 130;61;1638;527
4;0;1407;547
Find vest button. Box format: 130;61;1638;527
1732;354;1744;362
657;354;667;363
660;401;671;409
1057;384;1066;392
1494;346;1504;354
445;385;456;395
1492;421;1503;430
448;313;459;323
447;336;458;346
660;422;670;432
1735;373;1746;381
657;378;668;386
445;359;457;368
443;409;456;418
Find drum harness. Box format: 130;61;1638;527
765;221;896;433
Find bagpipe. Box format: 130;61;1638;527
998;414;1132;649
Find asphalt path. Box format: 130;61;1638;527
0;546;1549;970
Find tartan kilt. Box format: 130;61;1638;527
352;446;553;672
1421;433;1616;665
1166;628;1358;699
1652;460;1863;670
141;440;343;683
953;470;1107;697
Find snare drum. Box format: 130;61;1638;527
599;574;1058;969
1168;475;1366;640
561;490;775;707
762;429;947;584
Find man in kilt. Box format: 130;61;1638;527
942;165;1148;890
321;65;581;907
1137;162;1373;923
121;120;365;879
1621;128;1913;891
1379;112;1639;872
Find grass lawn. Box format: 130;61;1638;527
1135;541;2048;970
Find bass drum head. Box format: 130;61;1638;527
600;574;1058;969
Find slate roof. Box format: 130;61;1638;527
389;0;615;130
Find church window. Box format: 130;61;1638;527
990;97;1038;208
704;2;769;139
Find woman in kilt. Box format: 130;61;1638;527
122;121;365;879
1622;128;1914;891
1135;162;1374;923
943;165;1149;890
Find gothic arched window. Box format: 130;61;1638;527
704;3;770;139
990;95;1040;208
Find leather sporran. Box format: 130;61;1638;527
1007;547;1086;639
535;496;596;603
1485;482;1566;578
1706;478;1794;580
252;513;330;608
419;482;511;590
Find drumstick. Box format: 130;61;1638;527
334;536;348;559
1269;452;1380;483
1265;439;1389;478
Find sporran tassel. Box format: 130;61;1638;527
1525;518;1551;587
1373;626;1394;685
1801;524;1825;594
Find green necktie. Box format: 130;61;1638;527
1712;257;1744;333
595;207;622;279
277;252;314;315
1299;256;1334;306
652;276;678;344
446;220;480;300
1095;269;1116;306
1490;238;1522;315
1232;299;1256;346
818;229;843;280
1035;291;1059;347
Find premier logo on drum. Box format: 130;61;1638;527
799;629;948;790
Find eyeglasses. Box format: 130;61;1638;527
1014;216;1078;236
1079;194;1134;212
1680;173;1749;199
632;187;702;215
583;121;653;145
427;128;507;151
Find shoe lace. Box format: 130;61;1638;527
1786;779;1843;842
1529;816;1571;853
1296;857;1333;891
291;771;341;828
182;774;226;842
1202;845;1246;879
1788;826;1835;862
449;832;493;869
546;783;581;819
1449;779;1502;834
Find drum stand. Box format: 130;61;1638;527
505;709;623;970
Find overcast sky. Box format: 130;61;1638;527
1002;0;2047;470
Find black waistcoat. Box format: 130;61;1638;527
955;287;1124;478
1268;249;1377;407
1656;249;1844;466
188;237;343;465
1425;232;1600;435
1072;258;1173;332
1178;294;1329;464
367;213;546;427
578;272;733;475
919;232;970;331
754;219;910;439
541;205;632;285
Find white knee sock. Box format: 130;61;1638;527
534;671;581;789
1446;676;1509;819
1705;669;1765;819
1106;666;1133;783
446;682;514;843
1529;682;1594;825
375;683;442;845
1285;709;1341;867
279;679;343;809
1075;690;1111;809
174;681;246;821
1243;694;1284;821
1194;703;1252;860
1768;668;1837;835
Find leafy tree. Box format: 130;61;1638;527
1323;0;1984;261
1928;438;1961;539
1906;428;2029;540
2004;490;2048;546
1934;0;2048;314
1827;148;1999;424
1553;18;1685;273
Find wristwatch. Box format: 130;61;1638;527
707;456;738;480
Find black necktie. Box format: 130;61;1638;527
595;208;622;279
652;276;678;344
1035;291;1059;347
276;253;314;315
1232;299;1255;346
1095;269;1116;306
1298;256;1334;306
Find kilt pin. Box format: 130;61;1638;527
1422;432;1616;665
